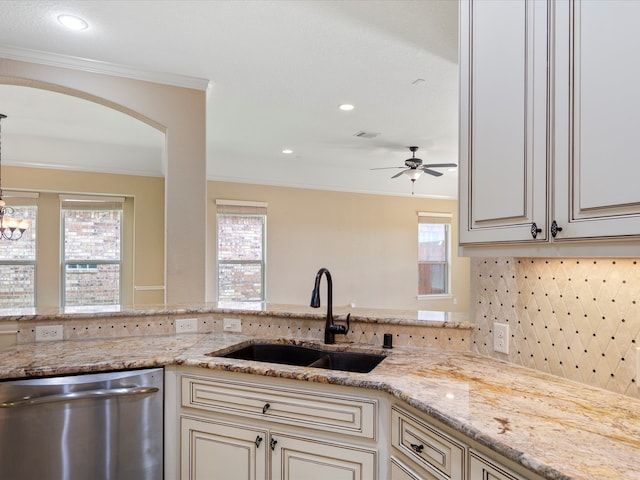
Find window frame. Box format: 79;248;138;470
216;200;267;305
417;212;452;298
60;195;124;308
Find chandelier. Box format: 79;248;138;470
0;114;31;240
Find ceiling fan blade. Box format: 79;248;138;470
423;163;458;168
391;169;410;179
370;166;405;171
421;168;443;177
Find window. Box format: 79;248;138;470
0;193;38;308
418;212;451;296
216;200;267;304
61;195;123;307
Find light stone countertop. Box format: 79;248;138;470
0;332;637;480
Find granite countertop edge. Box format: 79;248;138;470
0;303;473;329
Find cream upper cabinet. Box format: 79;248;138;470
552;0;640;240
459;0;549;245
460;0;640;253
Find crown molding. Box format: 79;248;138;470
0;45;210;91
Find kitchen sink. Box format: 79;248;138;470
210;343;385;373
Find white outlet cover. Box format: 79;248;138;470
35;325;63;342
176;318;198;333
223;318;242;332
493;323;510;354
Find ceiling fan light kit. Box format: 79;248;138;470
370;146;457;194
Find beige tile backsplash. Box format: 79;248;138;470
471;257;640;398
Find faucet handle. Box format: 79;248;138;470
329;313;350;335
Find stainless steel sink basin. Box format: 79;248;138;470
210;343;385;373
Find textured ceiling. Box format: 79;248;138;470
0;0;459;198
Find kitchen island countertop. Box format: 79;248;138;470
0;332;637;480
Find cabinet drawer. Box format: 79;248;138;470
181;374;377;439
391;406;465;480
469;450;528;480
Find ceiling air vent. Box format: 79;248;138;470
353;131;380;139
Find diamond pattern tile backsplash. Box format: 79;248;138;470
471;258;640;398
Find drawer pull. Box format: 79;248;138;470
410;443;424;454
270;437;278;451
262;403;270;414
255;436;263;448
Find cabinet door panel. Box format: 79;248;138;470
181;417;268;480
554;0;640;238
460;0;548;244
469;450;527;480
272;431;377;480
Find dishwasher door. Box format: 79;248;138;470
0;367;163;480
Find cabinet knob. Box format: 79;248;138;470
262;403;270;414
530;222;542;239
270;437;278;451
551;220;563;238
255;436;263;448
410;443;424;454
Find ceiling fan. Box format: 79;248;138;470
370;146;458;194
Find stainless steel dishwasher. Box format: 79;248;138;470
0;367;163;480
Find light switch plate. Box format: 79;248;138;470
493;323;509;354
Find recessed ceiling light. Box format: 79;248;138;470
339;104;354;111
282;149;293;154
58;14;89;31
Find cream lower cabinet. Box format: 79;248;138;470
177;367;380;480
391;456;430;480
390;404;543;480
391;405;465;480
181;417;268;480
271;431;376;480
469;450;528;480
170;367;543;480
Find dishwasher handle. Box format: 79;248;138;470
0;386;160;408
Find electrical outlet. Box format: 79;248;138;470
223;318;242;333
176;318;198;333
493;323;510;354
35;325;63;342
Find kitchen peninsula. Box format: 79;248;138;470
0;305;638;480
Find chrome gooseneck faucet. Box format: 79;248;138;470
310;268;350;344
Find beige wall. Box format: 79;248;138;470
0;58;206;304
5;166;165;307
208;181;470;311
